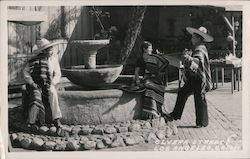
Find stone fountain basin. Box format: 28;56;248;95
57;76;143;125
62;65;123;88
72;39;110;52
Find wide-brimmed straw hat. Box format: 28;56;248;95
33;38;63;54
186;26;214;42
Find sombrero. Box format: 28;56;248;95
33;38;64;54
186;26;214;42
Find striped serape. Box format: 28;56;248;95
141;53;169;119
25;54;52;125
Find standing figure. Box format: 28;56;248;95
23;38;63;128
169;26;213;128
133;41;173;122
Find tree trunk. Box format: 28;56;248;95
119;6;147;64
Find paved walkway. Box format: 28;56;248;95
105;81;242;151
165;81;242;140
8;81;242;151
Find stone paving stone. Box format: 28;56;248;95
39;136;48;142
147;132;159;143
96;140;106;149
92;126;104;135
66;140;80;151
30;137;44;149
124;136;137;146
80;127;93;135
128;123;141;132
10;133;18;142
80;136;89;142
110;136;125;148
57;128;70;137
39;126;49;134
20;138;32;149
48;126;57;136
117;127;128;133
71;126;81;135
88;136;98;142
54;141;67;151
142;121;152;129
104;126;117;134
43;141;56;151
151;118;162;128
156;130;166;140
134;135;144;144
165;127;173;138
120;122;130;127
62;125;73;132
102;136;112;146
84;141;97;150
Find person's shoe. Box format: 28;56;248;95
163;114;174;122
27;123;32;128
54;118;62;128
195;124;207;128
195;125;202;128
27;124;39;133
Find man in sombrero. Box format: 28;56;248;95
23;38;63;128
169;26;213;128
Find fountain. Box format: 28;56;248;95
62;40;123;88
58;39;143;125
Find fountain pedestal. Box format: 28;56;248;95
72;39;110;69
84;51;97;69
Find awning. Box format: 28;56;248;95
7;9;47;26
211;5;243;11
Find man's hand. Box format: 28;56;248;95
30;83;38;89
45;83;51;89
190;61;198;73
182;49;193;68
183;51;192;60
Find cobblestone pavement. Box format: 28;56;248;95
8;81;242;151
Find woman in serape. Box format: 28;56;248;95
169;26;213;128
23;38;62;128
133;41;172;122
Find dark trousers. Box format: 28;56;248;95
171;76;208;126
